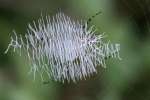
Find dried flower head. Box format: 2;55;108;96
5;12;121;83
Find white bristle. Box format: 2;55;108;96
5;12;121;83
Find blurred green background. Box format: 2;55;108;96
0;0;150;100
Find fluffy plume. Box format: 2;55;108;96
5;12;121;83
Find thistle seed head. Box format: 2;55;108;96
5;12;121;83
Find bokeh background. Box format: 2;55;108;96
0;0;150;100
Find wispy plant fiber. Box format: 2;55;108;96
5;12;121;83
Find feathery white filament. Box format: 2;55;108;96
5;12;121;83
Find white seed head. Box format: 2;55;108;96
5;12;121;83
